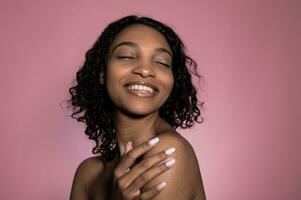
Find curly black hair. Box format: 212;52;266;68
67;15;204;162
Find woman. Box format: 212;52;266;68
68;15;206;200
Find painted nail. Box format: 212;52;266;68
123;141;133;155
156;182;166;191
164;147;176;155
148;137;159;146
165;158;176;167
126;141;132;148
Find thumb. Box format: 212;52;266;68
123;141;133;155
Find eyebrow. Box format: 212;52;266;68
111;41;173;57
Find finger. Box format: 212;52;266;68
123;141;133;174
140;182;166;200
120;147;175;188
127;158;176;194
115;137;159;178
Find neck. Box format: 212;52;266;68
114;111;161;155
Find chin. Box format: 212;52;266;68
118;104;160;118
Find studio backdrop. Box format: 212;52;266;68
0;1;300;199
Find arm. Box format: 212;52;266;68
113;139;176;199
70;157;104;200
70;139;176;200
141;133;206;200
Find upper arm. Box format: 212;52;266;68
141;133;204;200
70;156;104;200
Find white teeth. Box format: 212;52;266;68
128;84;154;93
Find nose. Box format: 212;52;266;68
132;61;155;78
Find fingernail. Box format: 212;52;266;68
156;182;166;191
165;158;176;167
124;141;132;154
126;141;133;149
165;147;176;155
148;137;159;146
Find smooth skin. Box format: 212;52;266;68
112;139;176;199
70;24;206;200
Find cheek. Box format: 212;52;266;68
105;65;118;98
105;63;122;85
105;70;113;90
162;71;174;94
168;77;174;92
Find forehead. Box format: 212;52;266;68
110;24;172;52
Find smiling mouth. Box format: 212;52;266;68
124;83;158;98
128;84;154;93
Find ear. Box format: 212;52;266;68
100;72;105;85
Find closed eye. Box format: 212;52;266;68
117;56;135;59
155;61;170;68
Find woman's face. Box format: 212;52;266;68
105;24;174;117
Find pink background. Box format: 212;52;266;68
0;1;300;199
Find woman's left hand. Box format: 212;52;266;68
111;138;176;200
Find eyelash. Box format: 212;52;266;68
117;56;170;68
155;62;170;68
117;56;135;59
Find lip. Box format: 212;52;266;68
123;80;159;98
124;81;159;92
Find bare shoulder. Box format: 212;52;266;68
75;155;105;184
157;131;197;159
142;130;205;199
70;156;105;200
148;130;199;169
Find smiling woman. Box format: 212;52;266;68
106;24;174;118
68;15;206;200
